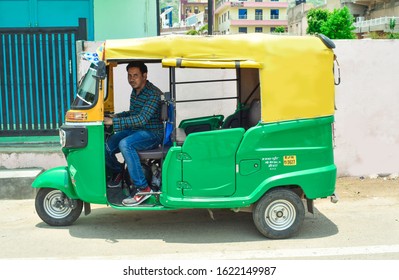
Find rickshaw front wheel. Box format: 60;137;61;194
35;188;83;226
253;188;305;239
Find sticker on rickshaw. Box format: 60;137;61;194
263;156;281;170
283;155;297;166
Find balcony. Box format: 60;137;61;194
215;0;288;14
230;14;288;26
354;16;399;33
340;0;390;5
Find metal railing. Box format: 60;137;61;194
231;14;283;21
0;26;83;136
354;16;399;28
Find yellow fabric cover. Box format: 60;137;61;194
102;34;335;123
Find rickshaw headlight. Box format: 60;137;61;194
58;126;88;149
59;129;66;148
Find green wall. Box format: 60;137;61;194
94;0;158;40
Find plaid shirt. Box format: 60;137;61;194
112;80;163;135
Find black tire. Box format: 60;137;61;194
253;188;305;239
35;188;83;226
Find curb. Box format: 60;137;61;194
0;168;43;200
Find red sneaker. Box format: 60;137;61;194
122;186;153;206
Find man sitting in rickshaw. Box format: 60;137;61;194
104;61;164;206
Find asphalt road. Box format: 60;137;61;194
1;177;399;261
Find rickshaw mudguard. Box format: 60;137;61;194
249;164;337;204
31;166;79;199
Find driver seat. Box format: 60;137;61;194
137;93;173;160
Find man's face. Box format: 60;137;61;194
127;67;147;91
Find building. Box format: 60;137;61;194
214;0;289;34
181;0;209;24
160;0;208;35
287;0;341;35
344;0;399;37
288;0;399;37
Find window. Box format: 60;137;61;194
238;27;247;33
238;9;247;19
255;27;263;33
255;0;263;2
270;9;279;20
255;9;263;20
270;27;276;33
194;6;199;14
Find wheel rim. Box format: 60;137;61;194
43;190;73;219
264;199;296;231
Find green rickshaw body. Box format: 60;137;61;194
160;116;336;209
32;125;107;204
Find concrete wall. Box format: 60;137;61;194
93;0;158;40
333;39;399;177
99;39;399;177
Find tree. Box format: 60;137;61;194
320;7;356;39
273;26;286;33
389;17;396;39
306;7;356;39
306;8;330;35
186;24;208;35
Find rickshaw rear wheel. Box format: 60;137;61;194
35;188;83;226
253;188;305;239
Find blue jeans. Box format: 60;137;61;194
105;130;163;189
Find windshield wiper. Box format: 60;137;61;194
76;93;93;106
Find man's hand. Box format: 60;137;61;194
104;117;113;126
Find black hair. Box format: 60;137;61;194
126;61;148;74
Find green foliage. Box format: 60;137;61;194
186;29;199;35
306;7;356;39
389;18;396;31
389;18;396;38
186;24;208;35
274;26;286;33
368;31;385;39
369;31;399;39
320;7;356;39
306;8;330;35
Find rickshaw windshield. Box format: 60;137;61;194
71;64;98;109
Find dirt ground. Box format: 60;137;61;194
335;176;399;200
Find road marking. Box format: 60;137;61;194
215;244;399;259
24;244;399;260
134;244;399;260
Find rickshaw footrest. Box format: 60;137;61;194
136;191;162;196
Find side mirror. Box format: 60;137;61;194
94;61;106;80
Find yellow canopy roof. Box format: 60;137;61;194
101;33;336;123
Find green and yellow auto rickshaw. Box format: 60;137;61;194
32;33;338;239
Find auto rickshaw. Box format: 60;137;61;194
32;33;339;239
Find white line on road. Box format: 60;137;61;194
17;244;399;260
